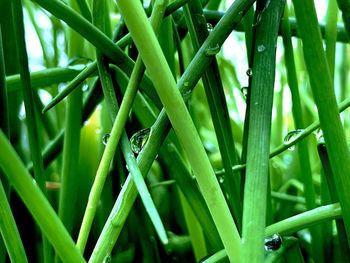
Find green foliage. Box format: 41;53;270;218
0;0;349;262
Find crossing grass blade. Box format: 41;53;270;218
184;0;242;229
336;0;350;39
0;130;86;263
281;5;323;262
292;0;350;246
76;0;169;252
0;179;28;263
317;142;350;261
203;203;342;262
11;0;53;261
114;0;241;262
241;1;285;262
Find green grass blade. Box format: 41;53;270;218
6;67;85;93
27;78;102;172
75;0;91;22
42;62;97;113
161;142;222;251
0;179;28;263
11;0;53;261
205;203;342;262
31;0;163;108
317;142;350;260
265;203;342;236
177;189;207;261
184;0;242;229
12;0;47;196
215;95;350;175
56;0;83;243
0;29;9;138
336;0;350;39
0;130;86;263
115;0;242;262
121;135;168;245
242;1;285;262
281;6;323;262
89;1;262;260
201;9;349;43
113;69;223;250
281;238;305;263
292;0;350;246
325;0;339;80
31;0;132;73
76;0;168;252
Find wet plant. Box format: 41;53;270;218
0;0;350;262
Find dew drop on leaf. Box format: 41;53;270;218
102;133;110;146
264;234;282;251
241;86;248;99
102;253;111;263
313;128;323;141
205;44;220;56
257;44;265;52
246;68;253;77
130;128;151;154
283;129;304;150
207;23;213;32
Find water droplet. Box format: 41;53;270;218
257;45;265;52
102;133;110;146
207;23;213;32
246;68;253;77
205;44;220;56
314;128;323;141
241;87;248;98
219;176;224;184
84;119;91;126
284;129;304;150
265;234;282;251
253;13;262;27
183;89;192;98
102;253;111;263
67;56;93;70
199;253;214;262
82;84;89;92
130;128;151;154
